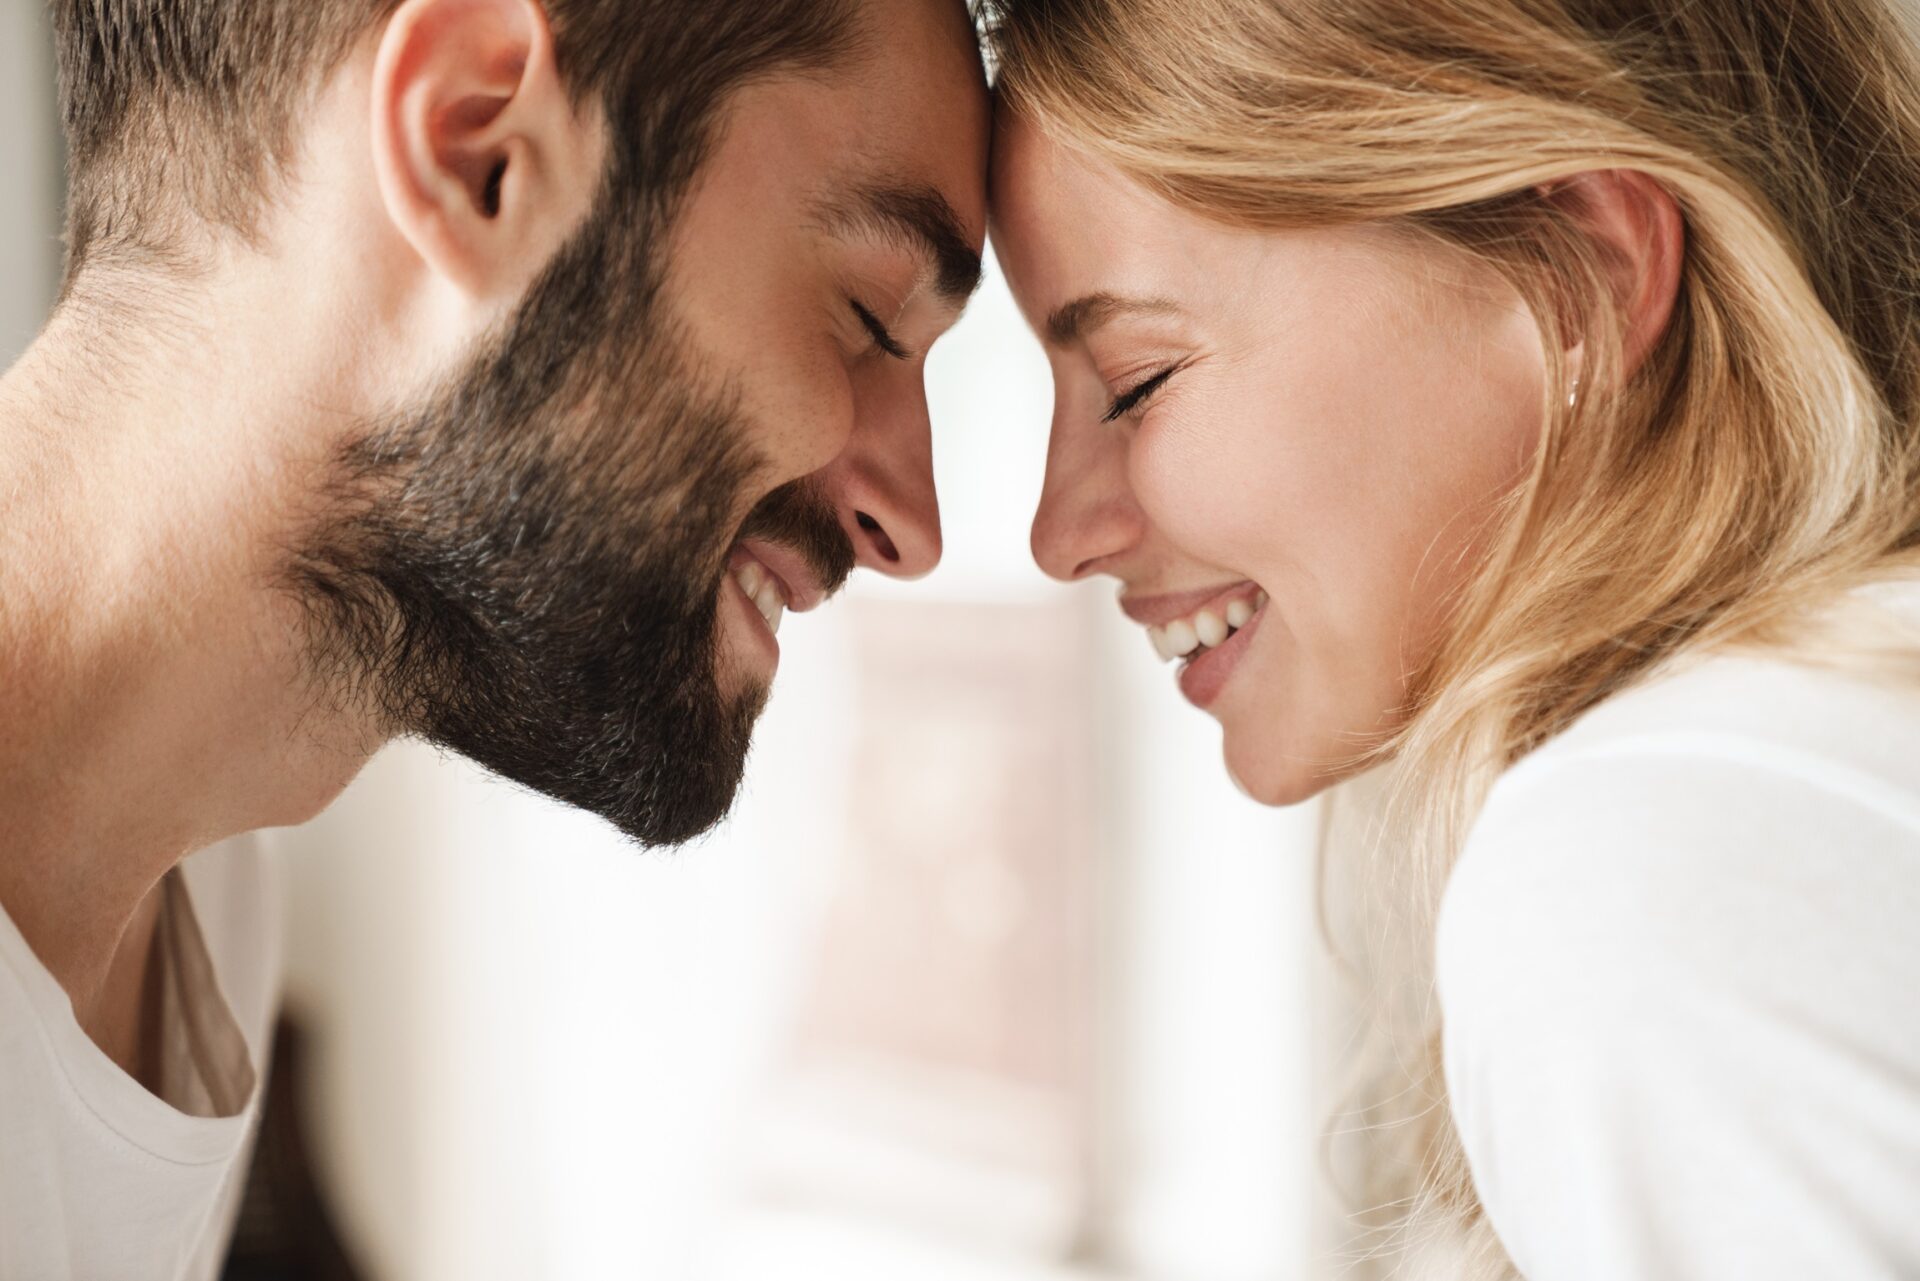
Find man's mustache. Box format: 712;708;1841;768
734;477;858;601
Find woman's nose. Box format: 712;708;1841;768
1030;420;1144;582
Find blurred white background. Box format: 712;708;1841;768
1;7;1356;1279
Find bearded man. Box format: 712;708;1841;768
0;0;986;1274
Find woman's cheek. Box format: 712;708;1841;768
1129;400;1287;567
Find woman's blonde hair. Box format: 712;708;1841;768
983;0;1920;1273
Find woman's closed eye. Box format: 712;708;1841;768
1103;362;1184;423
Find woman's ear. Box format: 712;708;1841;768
1541;169;1685;383
370;0;601;302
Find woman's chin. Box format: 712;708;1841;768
1222;736;1348;808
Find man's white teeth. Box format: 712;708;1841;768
733;562;786;634
1147;590;1268;664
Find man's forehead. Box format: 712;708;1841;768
831;0;990;217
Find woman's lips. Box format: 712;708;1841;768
1134;583;1267;663
1176;598;1267;709
1119;579;1271;710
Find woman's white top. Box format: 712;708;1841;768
1436;584;1920;1280
0;835;281;1281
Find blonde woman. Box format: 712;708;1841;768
983;0;1920;1277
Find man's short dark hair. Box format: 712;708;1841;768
50;0;861;282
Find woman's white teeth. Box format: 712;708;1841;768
1194;609;1228;649
1147;590;1267;664
734;562;786;634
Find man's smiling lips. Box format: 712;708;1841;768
722;538;832;659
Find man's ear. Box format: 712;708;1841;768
370;0;600;302
1539;169;1685;384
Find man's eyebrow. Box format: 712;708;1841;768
1047;293;1181;346
817;182;984;304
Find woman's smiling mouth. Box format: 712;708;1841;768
1119;582;1271;708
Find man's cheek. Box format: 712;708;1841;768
737;351;858;486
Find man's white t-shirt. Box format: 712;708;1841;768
1437;584;1920;1279
0;834;282;1281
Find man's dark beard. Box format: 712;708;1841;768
289;190;854;847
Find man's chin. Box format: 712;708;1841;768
574;682;771;849
604;787;743;849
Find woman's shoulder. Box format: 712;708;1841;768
1437;580;1920;1088
1434;583;1920;1279
1494;577;1920;823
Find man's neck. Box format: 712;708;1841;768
0;297;377;1033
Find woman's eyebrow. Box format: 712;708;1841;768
1046;292;1180;345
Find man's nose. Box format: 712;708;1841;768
815;377;943;579
1030;411;1144;583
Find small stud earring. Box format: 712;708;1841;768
1566;377;1581;409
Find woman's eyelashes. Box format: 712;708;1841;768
851;299;911;361
1102;362;1183;424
